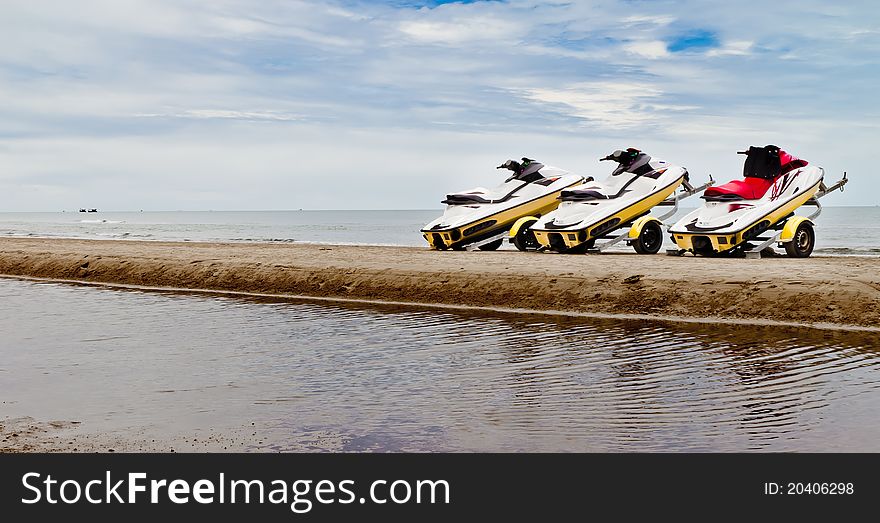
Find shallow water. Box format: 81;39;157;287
0;207;877;255
1;278;879;452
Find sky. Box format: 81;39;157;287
0;0;877;211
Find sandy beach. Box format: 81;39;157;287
1;237;878;329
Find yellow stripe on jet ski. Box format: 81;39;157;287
532;175;685;250
671;180;821;253
423;179;583;249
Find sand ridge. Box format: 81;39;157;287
0;237;878;328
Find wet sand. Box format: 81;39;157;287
1;237;879;329
0;417;270;453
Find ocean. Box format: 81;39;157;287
1;278;879;452
1;207;878;255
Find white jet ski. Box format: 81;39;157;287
421;158;584;250
668;145;848;257
521;148;704;254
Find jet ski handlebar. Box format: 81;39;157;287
497;160;523;183
497;157;536;172
497;159;521;171
600;148;641;163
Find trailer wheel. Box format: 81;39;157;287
478;239;504;251
512;225;540;252
632;220;663;255
784;221;814;258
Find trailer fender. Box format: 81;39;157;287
629;216;663;239
779;216;814;243
509;216;539;238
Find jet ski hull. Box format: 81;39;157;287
531;173;686;251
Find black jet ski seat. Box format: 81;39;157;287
560;149;657;202
442;192;497;205
559;187;607;201
442;158;546;205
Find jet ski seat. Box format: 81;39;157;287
442;183;527;205
703;177;774;200
442;195;485;204
559;173;652;201
559;187;610;201
559;153;657;202
442;159;551;205
443;191;490;204
703;145;808;201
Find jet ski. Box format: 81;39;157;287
520;148;706;254
668;145;848;258
421;158;584;250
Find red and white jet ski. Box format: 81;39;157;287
668;145;847;257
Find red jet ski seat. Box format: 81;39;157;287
704;176;774;200
703;146;808;201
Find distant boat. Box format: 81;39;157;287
87;208;98;213
78;208;87;212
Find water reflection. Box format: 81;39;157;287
0;278;878;452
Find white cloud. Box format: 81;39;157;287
135;110;304;122
398;17;519;44
623;40;669;59
706;40;754;57
521;82;695;128
621;15;676;27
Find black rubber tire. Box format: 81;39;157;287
478;238;504;251
512;221;540;251
632;220;664;255
565;239;595;254
450;244;466;251
784;221;815;258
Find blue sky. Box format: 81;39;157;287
0;0;877;210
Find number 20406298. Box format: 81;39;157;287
764;482;853;495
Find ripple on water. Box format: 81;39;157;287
0;277;879;452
